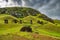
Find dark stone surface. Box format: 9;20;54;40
20;26;32;32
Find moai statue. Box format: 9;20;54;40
30;20;33;24
4;19;8;24
13;19;18;23
37;20;43;24
20;20;22;24
20;26;32;32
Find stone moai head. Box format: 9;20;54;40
30;20;33;24
13;19;18;23
37;20;43;24
20;20;22;24
4;19;8;24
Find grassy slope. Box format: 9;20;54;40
54;19;60;27
0;7;60;40
0;14;60;40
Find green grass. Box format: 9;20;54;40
0;14;60;40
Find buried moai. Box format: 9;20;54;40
30;20;33;24
20;20;23;24
4;19;34;24
37;20;43;24
20;26;32;32
4;19;8;24
13;19;18;23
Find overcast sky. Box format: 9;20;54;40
0;0;60;19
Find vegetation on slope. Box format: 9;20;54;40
0;7;60;40
0;7;54;23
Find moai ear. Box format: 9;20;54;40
4;19;8;24
20;20;22;24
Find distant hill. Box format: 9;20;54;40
0;7;54;23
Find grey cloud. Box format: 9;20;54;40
12;0;22;5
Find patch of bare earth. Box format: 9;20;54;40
0;33;60;40
31;33;60;40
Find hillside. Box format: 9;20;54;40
0;7;54;23
0;7;60;40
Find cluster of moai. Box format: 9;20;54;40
4;19;44;32
4;19;43;24
4;19;23;24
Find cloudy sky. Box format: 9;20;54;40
0;0;60;19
